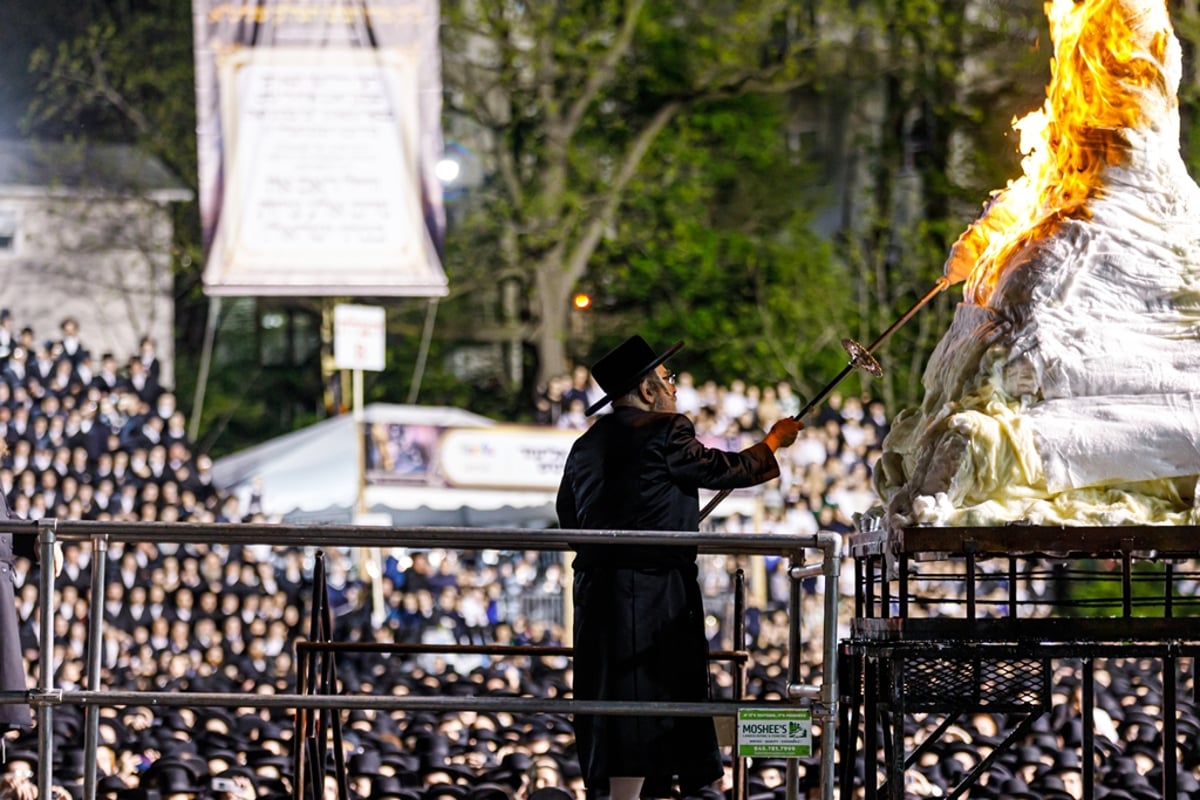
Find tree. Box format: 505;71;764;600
0;0;99;138
588;93;856;399
1174;0;1200;174
829;0;1049;410
440;0;837;388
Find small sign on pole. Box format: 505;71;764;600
736;708;812;758
336;304;386;629
334;304;387;372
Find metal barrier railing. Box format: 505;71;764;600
296;559;757;800
844;523;1200;800
2;519;842;800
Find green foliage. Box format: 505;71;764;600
441;0;845;389
586;94;856;398
23;3;197;193
1060;559;1198;619
1176;2;1200;177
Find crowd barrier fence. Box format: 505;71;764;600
0;519;842;800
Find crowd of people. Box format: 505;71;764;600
0;329;1195;800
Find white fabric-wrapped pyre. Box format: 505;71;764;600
874;0;1200;529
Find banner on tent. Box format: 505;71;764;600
365;424;580;491
192;0;448;296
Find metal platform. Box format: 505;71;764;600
839;524;1200;800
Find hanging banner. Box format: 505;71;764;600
364;424;581;491
192;0;448;296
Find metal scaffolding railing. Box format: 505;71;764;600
2;519;842;800
843;523;1200;800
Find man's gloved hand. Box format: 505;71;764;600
764;417;805;451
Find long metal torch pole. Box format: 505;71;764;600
699;277;950;522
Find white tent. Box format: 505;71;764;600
212;403;561;527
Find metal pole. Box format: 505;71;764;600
83;533;109;800
820;534;841;800
407;298;439;404
733;570;746;800
1082;659;1095;800
700;279;949;521
36;519;57;800
188;295;221;444
351;367;385;628
1165;654;1178;799
781;532;840;800
786;551;803;800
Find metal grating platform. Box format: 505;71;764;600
838;524;1200;800
899;652;1045;713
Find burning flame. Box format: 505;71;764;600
943;0;1173;305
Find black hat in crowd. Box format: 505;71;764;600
466;783;513;800
57;747;88;779
371;775;423;800
143;755;206;796
997;778;1041;800
348;749;383;777
528;789;573;800
426;785;468;800
585;336;684;415
97;774;130;799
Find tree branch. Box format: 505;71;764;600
561;0;647;142
87;28;153;135
562;99;681;287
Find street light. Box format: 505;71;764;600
435;157;461;184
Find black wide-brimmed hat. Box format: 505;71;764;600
586;335;684;415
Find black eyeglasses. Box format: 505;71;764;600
663;372;676;386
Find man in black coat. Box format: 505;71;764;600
0;440;60;733
0;515;32;734
557;336;802;800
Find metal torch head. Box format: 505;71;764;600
841;338;883;377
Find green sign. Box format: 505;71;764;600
736;709;812;758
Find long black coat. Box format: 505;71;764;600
557;407;780;796
0;494;33;732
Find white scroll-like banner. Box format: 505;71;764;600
193;0;448;297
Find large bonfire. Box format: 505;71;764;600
874;0;1200;529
